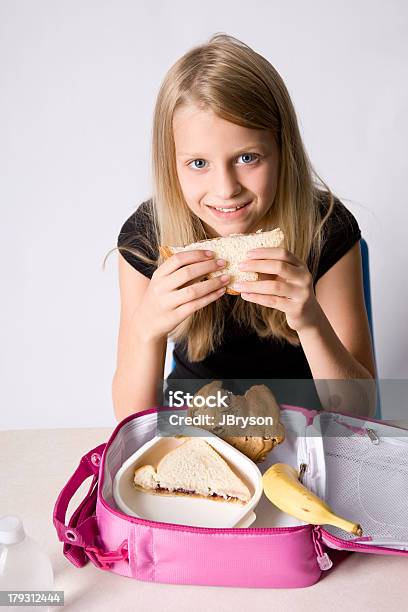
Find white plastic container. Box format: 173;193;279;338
113;426;263;528
0;515;54;612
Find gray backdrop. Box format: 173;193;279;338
1;0;407;429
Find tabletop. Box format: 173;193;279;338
1;424;407;612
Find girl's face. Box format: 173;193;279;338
173;104;280;237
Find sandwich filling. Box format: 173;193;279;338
133;438;251;504
143;485;240;502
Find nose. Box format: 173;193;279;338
212;164;242;201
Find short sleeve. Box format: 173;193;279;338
314;196;362;285
117;199;158;279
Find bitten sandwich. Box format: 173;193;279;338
133;437;251;504
190;382;286;463
159;228;285;295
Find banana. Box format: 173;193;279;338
262;463;363;536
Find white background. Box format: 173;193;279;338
1;0;407;429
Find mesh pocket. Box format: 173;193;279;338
318;417;408;542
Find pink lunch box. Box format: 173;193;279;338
53;404;408;588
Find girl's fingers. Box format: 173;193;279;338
246;247;300;266
239;259;305;283
171;275;230;309
241;293;289;311
160;251;227;291
234;279;299;299
157;249;215;279
175;283;228;318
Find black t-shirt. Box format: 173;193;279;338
117;196;361;408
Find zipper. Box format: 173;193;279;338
312;526;333;570
332;417;408;447
296;427;334;570
332;417;368;436
320;528;371;550
102;410;312;534
355;540;408;549
332;417;378;442
298;462;307;484
320;527;408;553
99;493;309;534
365;428;380;444
297;422;321;493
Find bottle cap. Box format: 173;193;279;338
0;515;26;544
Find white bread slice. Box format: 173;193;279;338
159;228;284;295
133;438;251;504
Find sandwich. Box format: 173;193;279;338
190;382;285;463
159;228;285;295
133;437;251;504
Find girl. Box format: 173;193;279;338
113;33;377;422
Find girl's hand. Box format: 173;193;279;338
232;247;322;333
136;250;230;342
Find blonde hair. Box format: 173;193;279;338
110;33;335;362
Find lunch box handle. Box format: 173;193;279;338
53;443;106;567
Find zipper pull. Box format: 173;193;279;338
85;540;128;570
298;463;307;484
312;526;333;571
366;428;380;445
333;417;380;445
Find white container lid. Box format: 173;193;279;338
113;427;263;528
0;515;25;545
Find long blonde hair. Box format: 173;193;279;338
111;33;335;362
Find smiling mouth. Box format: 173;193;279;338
206;201;252;213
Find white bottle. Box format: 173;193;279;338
0;515;54;612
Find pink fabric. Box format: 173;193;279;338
94;487;322;586
92;404;322;586
95;496;321;587
53;404;408;588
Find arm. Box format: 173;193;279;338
298;242;378;417
113;246;229;421
112;320;167;422
112;254;167;422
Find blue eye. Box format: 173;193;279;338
238;153;259;164
188;153;259;170
189;159;207;170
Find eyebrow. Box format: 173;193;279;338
176;143;269;157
